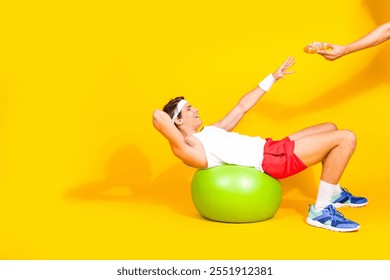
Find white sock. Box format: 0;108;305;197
314;180;342;211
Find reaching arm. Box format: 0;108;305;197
317;21;390;61
212;56;295;131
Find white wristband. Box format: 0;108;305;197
258;74;276;92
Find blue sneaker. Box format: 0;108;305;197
306;204;360;232
332;187;368;208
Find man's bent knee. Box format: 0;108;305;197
325;122;337;131
341;129;357;150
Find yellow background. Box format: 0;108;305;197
1;0;389;259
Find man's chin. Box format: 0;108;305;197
195;119;203;128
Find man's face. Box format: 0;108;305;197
178;103;202;129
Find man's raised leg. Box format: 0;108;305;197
288;122;337;141
292;129;366;232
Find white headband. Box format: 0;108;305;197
172;99;188;121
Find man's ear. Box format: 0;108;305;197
174;118;182;126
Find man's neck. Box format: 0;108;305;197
180;125;201;137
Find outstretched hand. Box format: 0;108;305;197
272;56;295;80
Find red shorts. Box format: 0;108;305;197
261;137;307;179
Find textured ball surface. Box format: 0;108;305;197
191;165;282;223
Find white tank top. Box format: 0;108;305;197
192;126;266;171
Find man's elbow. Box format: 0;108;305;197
153;109;161;120
153;109;160;129
236;102;249;115
153;109;173;132
153;109;163;127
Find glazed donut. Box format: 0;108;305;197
304;42;330;54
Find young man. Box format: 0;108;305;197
153;57;367;232
315;21;390;61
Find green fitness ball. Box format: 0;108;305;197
191;165;282;223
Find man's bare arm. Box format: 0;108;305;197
213;56;295;131
153;109;188;157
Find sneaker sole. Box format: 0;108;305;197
333;201;368;208
306;218;360;232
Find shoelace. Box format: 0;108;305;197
326;205;348;221
341;187;352;197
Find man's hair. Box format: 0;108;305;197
163;96;185;119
